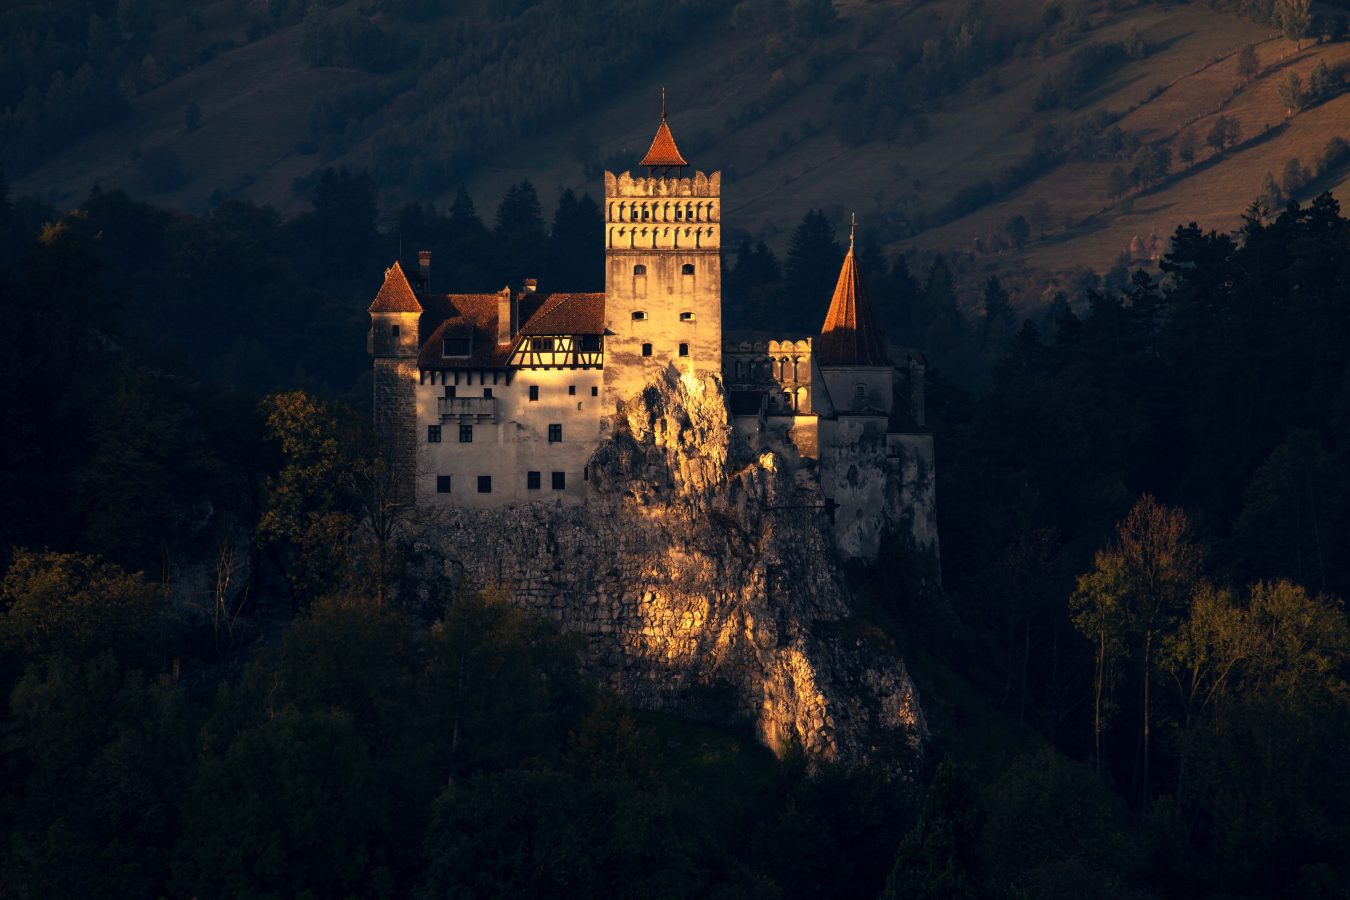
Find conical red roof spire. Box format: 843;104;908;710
640;88;688;169
368;260;423;313
817;215;889;367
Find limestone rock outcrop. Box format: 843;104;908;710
420;366;925;765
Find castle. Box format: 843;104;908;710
368;110;936;560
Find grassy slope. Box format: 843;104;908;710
15;0;1347;311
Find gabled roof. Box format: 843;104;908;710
417;294;515;370
640;118;688;169
519;293;606;335
368;261;423;314
817;238;890;368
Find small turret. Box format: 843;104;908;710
368;261;423;359
368;260;423;501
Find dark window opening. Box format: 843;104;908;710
680;311;695;322
568;385;577;396
591;386;598;396
679;343;689;357
580;334;601;351
459;424;473;443
641;343;653;357
631;311;647;321
436;475;451;493
551;471;566;490
427;425;441;443
633;264;647;275
444;386;456;398
530;337;555;352
584;465;589;481
681;263;695;275
391;324;401;338
548;424;562;443
529;385;539;401
477;476;492;494
483;388;492;398
527;471;541;490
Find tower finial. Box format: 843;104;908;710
849;211;856;249
661;86;667;120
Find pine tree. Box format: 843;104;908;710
493;181;546;288
785;209;843;330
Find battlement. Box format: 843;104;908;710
604;170;721;198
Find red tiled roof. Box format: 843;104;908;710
368;261;423;314
519;293;606;335
817;245;890;368
417;292;608;369
418;294;514;369
640;119;688;168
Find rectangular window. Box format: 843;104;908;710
530;337;555;352
483;388;492;398
548;424;562;443
641;343;652;357
527;471;541;490
444;386;456;398
678;342;689;357
391;324;401;338
568;385;577;396
551;471;566;490
436;475;451;493
428;425;441;443
477;476;492;494
680;311;695;322
591;386;598;396
459;424;473;443
529;385;539;402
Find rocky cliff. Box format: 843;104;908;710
418;367;925;766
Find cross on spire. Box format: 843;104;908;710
849;212;856;249
661;86;667;120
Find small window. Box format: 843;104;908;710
527;471;541;490
633;264;647;276
641;343;653;357
631;310;648;321
678;343;689;357
459;424;473;443
548;424;562;443
483;388;492;398
530;337;555;352
436;475;451;494
427;425;441;443
551;471;566;490
583;465;589;481
477;476;492;494
444;386;456;398
591;386;598;397
390;324;401;338
681;263;695;275
855;384;866;398
568;385;577;396
529;385;539;402
580;334;602;351
680;311;695;322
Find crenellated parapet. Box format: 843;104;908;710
604;170;721;197
604;170;721;251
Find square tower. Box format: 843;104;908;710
602;113;722;415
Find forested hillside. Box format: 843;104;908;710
10;0;1350;308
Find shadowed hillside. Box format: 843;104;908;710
11;0;1350;308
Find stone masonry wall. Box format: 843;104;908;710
418;366;925;766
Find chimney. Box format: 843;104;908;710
497;285;515;346
523;277;538;293
418;250;431;290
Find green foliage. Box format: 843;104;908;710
0;550;173;674
881;757;988;900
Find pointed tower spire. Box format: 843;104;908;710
817;222;889;367
640;90;688;171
